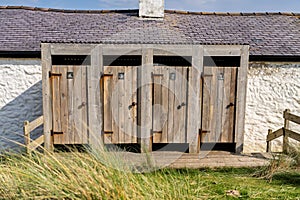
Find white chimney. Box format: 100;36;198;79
139;0;164;19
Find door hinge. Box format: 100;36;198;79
199;129;210;134
49;71;62;78
51;130;63;135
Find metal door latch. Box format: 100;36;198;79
128;102;137;109
177;102;186;109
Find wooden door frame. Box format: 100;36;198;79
42;43;249;153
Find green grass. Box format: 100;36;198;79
0;149;299;199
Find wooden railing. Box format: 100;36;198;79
23;116;44;154
267;109;300;153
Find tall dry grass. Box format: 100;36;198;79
0;148;198;199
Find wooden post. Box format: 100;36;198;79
139;47;153;153
23;121;30;154
187;45;203;153
235;45;249;154
88;45;104;149
41;43;53;152
283;109;290;154
266;129;272;152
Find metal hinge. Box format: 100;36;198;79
49;71;62;78
51;130;63;135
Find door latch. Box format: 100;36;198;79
128;102;137;109
177;102;186;109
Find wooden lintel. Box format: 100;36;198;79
203;45;243;56
50;44;97;55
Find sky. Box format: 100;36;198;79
0;0;300;12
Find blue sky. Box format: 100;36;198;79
0;0;300;12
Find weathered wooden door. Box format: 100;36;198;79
201;67;237;143
51;65;88;144
103;66;138;144
152;66;189;143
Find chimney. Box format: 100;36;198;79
139;0;164;19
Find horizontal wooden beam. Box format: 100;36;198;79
286;129;300;142
102;47;142;55
28;135;45;150
50;44;97;55
267;128;284;141
284;112;300;125
26;116;44;133
203;45;243;56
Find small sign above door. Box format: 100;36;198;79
118;72;125;80
67;72;74;79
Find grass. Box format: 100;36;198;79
0;148;299;199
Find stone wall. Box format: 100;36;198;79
244;62;300;152
0;58;42;151
0;58;299;152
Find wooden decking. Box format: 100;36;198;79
98;151;271;170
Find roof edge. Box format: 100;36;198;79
0;6;299;16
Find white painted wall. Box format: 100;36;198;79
0;58;42;151
0;59;299;152
244;62;300;153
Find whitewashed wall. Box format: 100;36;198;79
244;62;300;153
0;58;42;151
0;58;299;152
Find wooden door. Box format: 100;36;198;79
103;66;138;144
51;65;88;144
152;66;188;143
201;67;237;143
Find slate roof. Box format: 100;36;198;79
0;6;300;56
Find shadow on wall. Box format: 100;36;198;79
0;81;43;151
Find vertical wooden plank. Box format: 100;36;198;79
118;66;126;143
181;67;188;143
221;67;232;142
215;67;224;142
201;67;211;143
42;43;53;152
209;67;217;142
82;66;88;144
124;66;132;143
103;66;113;144
152;66;161;143
161;66;169;143
235;45;249;153
111;67;119;144
228;67;237;142
131;66;138;143
52;66;62;143
187;45;203;153
139;48;153;152
267;129;273;152
67;66;74;144
283;109;290;153
58;66;68;144
89;45;103;148
73;66;82;144
167;67;175;143
173;67;183;143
